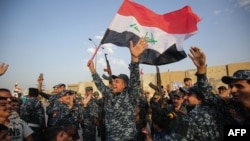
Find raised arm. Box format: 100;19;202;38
88;60;96;75
128;37;148;100
82;92;92;107
37;74;51;99
188;46;222;104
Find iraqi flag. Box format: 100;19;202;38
101;0;201;65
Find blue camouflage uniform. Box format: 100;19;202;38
161;73;224;141
48;90;80;140
95;96;106;141
81;97;99;141
20;97;45;141
136;95;149;141
163;106;224;141
197;72;248;125
92;62;140;141
72;95;84;129
162;90;187;133
40;91;61;127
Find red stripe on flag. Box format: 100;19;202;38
118;0;200;34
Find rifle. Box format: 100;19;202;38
149;65;165;108
149;66;162;93
102;53;112;86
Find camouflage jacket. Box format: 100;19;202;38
162;104;187;133
92;62;140;141
81;97;99;126
196;73;249;125
162;73;224;141
20;97;45;129
49;100;78;127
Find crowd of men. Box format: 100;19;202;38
1;38;250;141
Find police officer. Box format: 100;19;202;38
20;88;45;141
48;90;80;140
162;89;187;133
81;86;99;141
87;37;148;140
93;91;106;141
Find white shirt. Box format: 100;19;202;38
6;111;33;141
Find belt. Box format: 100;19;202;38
27;123;40;127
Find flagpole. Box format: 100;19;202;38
90;44;102;64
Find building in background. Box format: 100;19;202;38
56;61;250;98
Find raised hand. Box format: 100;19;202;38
0;63;9;76
188;46;206;74
87;60;96;74
129;37;148;62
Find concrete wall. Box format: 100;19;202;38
67;61;250;97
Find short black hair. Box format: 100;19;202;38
184;77;192;82
0;88;11;93
218;86;227;90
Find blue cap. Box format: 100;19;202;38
222;70;250;84
112;74;129;85
58;90;71;97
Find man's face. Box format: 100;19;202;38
86;90;93;96
153;94;161;102
184;80;192;88
172;95;184;108
0;91;12;118
94;95;99;99
112;78;126;93
230;79;250;108
183;93;201;106
218;89;226;95
53;87;59;94
57;86;65;93
144;92;150;99
11;101;19;113
0;99;12;118
59;93;71;104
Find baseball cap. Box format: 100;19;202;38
170;90;184;97
28;88;39;96
53;83;66;88
112;74;129;85
179;85;200;95
93;91;99;96
68;90;76;95
58;90;71;97
85;86;93;91
222;70;250;84
57;83;66;87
